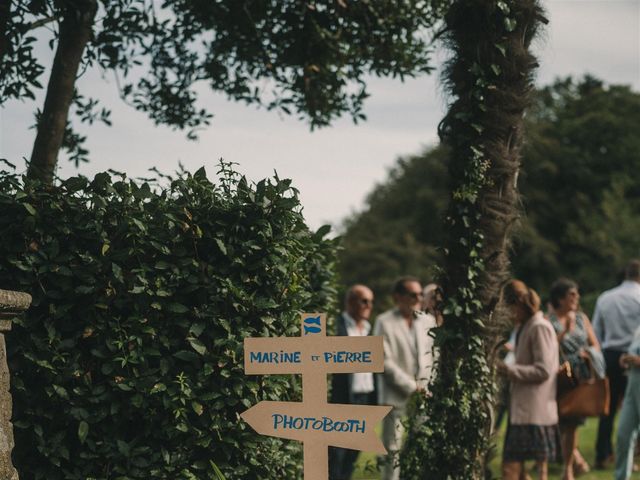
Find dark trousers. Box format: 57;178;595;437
596;349;628;462
328;392;375;480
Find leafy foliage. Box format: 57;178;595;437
339;77;640;312
2;0;448;170
0;163;338;479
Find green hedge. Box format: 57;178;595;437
0;164;338;479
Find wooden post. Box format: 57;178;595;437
300;315;329;480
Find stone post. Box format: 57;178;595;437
0;288;32;480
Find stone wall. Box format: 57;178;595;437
0;289;32;480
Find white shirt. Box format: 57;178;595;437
593;280;640;351
343;312;375;394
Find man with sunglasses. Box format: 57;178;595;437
329;284;377;480
373;276;437;480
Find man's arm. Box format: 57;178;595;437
592;299;605;345
619;352;640;368
375;319;417;395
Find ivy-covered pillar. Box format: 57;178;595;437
0;288;32;480
401;1;547;478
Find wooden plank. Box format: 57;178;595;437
240;400;390;453
244;336;384;374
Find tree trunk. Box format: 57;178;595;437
27;0;97;184
400;1;547;478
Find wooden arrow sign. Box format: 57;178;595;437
241;313;392;480
240;401;391;452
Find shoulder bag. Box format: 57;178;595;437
557;353;610;417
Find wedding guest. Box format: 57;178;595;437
593;260;640;468
615;326;640;480
329;284;376;480
374;276;437;480
548;278;601;479
498;280;560;480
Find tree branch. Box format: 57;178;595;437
27;15;63;31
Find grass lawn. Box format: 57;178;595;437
351;417;639;479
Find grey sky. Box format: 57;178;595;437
1;1;639;230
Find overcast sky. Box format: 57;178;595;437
1;0;639;231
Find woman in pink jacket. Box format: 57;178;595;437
498;280;560;480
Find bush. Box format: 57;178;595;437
0;163;338;479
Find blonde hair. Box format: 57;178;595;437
502;279;540;317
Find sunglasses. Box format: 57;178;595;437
404;292;424;300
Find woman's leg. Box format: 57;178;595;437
503;461;523;480
561;424;577;480
519;465;532;480
573;446;590;474
535;460;548;480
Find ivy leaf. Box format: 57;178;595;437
112;263;123;281
192;401;204;416
188;337;207;355
189;322;206;337
314;224;331;238
23;203;36;215
497;1;510;13
117;440;130;457
194;166;207;179
168;303;188;313
211;461;227;480
174;350;199;362
150;383;167;394
78;421;89;444
504;17;517;32
215;238;227;255
53;385;69;399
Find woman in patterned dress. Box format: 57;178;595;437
548;278;601;480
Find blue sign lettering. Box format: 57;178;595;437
323;351;372;364
249;351;301;364
272;414;366;433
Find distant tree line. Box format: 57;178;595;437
339;77;640;312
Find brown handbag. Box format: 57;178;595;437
557;360;577;396
557;356;610;417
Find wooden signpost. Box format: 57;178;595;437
241;313;391;479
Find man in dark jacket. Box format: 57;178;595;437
329;284;376;480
